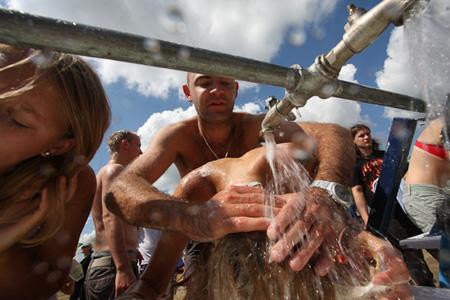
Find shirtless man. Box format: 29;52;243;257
107;73;355;277
84;130;143;299
121;142;411;299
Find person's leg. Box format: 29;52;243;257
84;256;116;300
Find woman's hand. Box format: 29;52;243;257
0;176;77;252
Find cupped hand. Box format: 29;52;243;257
0;175;77;252
359;231;412;300
266;187;347;273
184;185;285;242
115;269;137;297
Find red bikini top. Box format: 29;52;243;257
415;140;448;159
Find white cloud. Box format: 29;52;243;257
295;64;367;128
137;102;263;193
376;0;450;120
78;229;96;245
6;0;339;98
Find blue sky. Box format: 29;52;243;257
3;0;448;242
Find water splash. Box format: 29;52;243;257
404;0;450;123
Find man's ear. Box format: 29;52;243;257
235;81;239;98
182;84;192;102
47;138;75;156
120;139;130;151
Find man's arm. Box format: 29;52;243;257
267;122;356;272
116;172;213;300
299;122;355;185
101;165;136;297
107;124;273;242
352;185;369;225
0;167;95;300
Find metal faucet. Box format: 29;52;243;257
261;0;419;132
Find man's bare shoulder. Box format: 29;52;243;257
152;117;197;145
98;162;126;182
235;112;264;124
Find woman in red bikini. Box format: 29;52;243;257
403;117;449;233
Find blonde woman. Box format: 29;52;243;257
0;44;111;299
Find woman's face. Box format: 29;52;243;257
0;72;70;173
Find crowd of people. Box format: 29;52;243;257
1;44;448;300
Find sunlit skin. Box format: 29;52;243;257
118;143;411;300
405;118;449;187
0;74;73;173
89;133;142;298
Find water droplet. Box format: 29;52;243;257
143;38;160;53
74;154;87;165
57;256;71;269
187;205;201;216
162;5;187;34
55;231;70;244
150;212;162;222
33;262;49;274
31;51;54;69
0;53;7;65
288;30;306;46
46;270;62;283
347;84;360;95
321;84;335;98
177;47;190;60
40;163;57;177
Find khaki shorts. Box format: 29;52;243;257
403;183;449;233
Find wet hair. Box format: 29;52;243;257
184;232;374;300
350;123;380;157
0;45;111;246
108;130;135;153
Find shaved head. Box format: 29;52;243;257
186;72;196;87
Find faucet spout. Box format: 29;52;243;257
261;0;421;134
325;0;418;73
261;97;297;133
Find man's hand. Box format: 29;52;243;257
266;188;346;273
115;269;137;297
184;185;284;242
115;279;158;300
358;231;412;300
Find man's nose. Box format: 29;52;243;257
210;82;224;94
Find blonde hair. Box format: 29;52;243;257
0;45;111;246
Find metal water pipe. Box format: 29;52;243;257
0;3;425;126
261;0;421;132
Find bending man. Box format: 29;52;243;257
107;73;355;273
